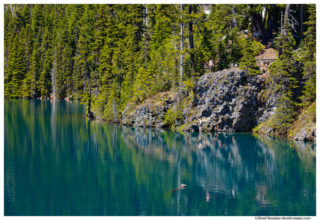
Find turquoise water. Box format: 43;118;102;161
4;99;316;216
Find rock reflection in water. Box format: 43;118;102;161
121;126;316;215
4;99;316;216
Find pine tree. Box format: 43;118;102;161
21;23;34;98
38;27;53;98
31;4;44;39
197;13;214;74
21;4;31;27
29;34;41;98
93;5;119;118
298;4;316;107
229;30;242;67
103;80;120;121
61;26;74;98
75;4;95;115
116;4;144;105
239;37;260;75
268;5;299;133
4;5;13;70
4;32;26;98
3;4;316;129
132;67;155;103
55;35;64;98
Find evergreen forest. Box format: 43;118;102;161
4;4;316;135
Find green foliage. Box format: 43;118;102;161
132;67;155;103
3;3;315;130
103;80;120;121
268;94;297;132
251;40;265;56
4;32;26;98
266;10;299;133
182;78;195;92
298;5;316;107
163;106;183;128
239;37;260;75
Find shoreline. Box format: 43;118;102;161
89;114;315;145
5;97;316;144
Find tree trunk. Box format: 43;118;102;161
188;4;195;75
280;4;290;56
146;4;148;27
118;67;122;100
278;11;283;57
87;63;91;117
268;4;275;39
180;4;183;79
300;5;304;39
96;71;99;94
284;4;290;29
263;6;268;28
174;27;177;50
232;4;237;28
250;4;269;45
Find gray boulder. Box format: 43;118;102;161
294;128;312;141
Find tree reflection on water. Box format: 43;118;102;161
5;100;316;216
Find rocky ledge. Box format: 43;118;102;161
183;69;267;132
121;68;315;143
122;68;278;133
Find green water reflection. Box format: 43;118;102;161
4;99;316;216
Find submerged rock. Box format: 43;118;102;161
180;184;187;189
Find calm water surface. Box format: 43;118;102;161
4;99;316;216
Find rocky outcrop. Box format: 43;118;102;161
120;68;315;142
182;69;267;132
122;68;274;132
122;92;181;128
294;128;314;142
289;102;316;142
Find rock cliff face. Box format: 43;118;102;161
184;69;267;132
122;92;179;128
121;68;315;142
289;102;316;142
122;68;276;132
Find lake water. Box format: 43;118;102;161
4;99;316;216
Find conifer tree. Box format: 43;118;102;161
3;3;316;128
298;4;316;106
229;30;242;67
75;5;95;115
103;80;120;121
31;4;44;39
93;5;119;118
4;32;26;98
29;5;44;98
179;4;184;79
239;36;260;75
61;26;74;98
38;27;53;98
268;5;298;133
197;12;213;74
132;67;155;103
4;5;13;70
55;35;64;98
21;4;31;27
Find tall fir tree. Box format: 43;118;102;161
268;4;299;133
298;4;316;107
239;36;260;75
5;32;26;98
